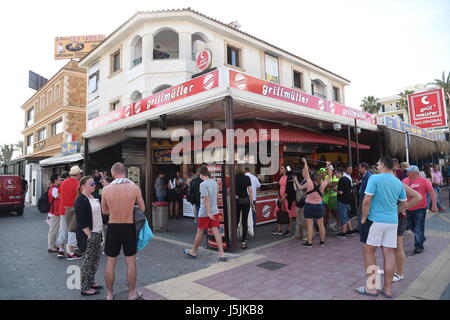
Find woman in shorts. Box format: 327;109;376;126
301;158;333;247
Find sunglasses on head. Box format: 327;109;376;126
88;182;96;187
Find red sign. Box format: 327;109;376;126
87;70;219;130
4;179;17;191
196;49;212;71
230;70;376;124
408;89;447;129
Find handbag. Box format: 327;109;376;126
237;197;250;206
66;207;77;232
137;219;154;251
277;210;289;225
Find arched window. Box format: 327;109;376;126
130;35;143;66
130;90;142;103
311;79;327;99
152;84;172;94
153;29;179;60
191;33;208;61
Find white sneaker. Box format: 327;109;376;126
404;230;413;235
393;273;404;282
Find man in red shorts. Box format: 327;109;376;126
184;166;227;261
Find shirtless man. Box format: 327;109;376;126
101;162;145;300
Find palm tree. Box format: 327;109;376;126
14;141;23;155
398;90;415;119
360;96;382;114
428;71;450;124
0;144;15;164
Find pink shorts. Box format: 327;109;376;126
198;216;220;230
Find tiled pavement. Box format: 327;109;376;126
137;190;450;300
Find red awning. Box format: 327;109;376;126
186;120;370;151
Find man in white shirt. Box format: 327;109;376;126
344;165;354;187
245;167;261;230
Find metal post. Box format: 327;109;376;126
224;96;238;253
354;119;360;167
83;138;89;174
347;125;353;166
405;132;410;163
146;121;154;227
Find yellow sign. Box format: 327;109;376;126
54;35;105;60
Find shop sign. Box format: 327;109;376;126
153;149;174;163
55;35;105;60
230;70;376;124
61;142;81;155
408;89;447;129
380;116;446;141
87;69;219;130
196;49;212;71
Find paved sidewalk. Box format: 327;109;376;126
137;188;450;300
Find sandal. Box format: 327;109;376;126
183;249;197;258
380;289;393;299
81;290;100;296
354;286;378;297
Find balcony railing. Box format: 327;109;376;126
132;56;142;66
313;92;327;99
153;50;179;60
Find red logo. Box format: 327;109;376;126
4;179;17;191
408;89;447;128
196;49;212;71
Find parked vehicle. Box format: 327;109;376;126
0;175;25;216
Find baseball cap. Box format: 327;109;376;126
406;165;419;173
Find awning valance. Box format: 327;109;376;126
187;120;371;151
39;153;84;167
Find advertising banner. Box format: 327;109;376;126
87;69;219;130
230;70;376;124
407;89;447;129
61;142;81;155
55;35;105;60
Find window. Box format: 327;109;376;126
51;120;63;135
226;45;241;67
88;109;99;120
37;128;46;141
131;36;143;66
111;50;121;74
27;107;35;123
110;99;120;111
396;102;400;109
264;54;279;83
153;30;179;60
293;71;303;89
333;87;340;102
26;134;33;147
89;71;99;94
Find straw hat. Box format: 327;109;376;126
69;165;83;176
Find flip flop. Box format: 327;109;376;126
218;256;228;262
183;249;197;258
380;289;393;299
105;293;115;300
354;286;379;297
130;291;144;300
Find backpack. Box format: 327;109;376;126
187;177;201;205
37;187;54;213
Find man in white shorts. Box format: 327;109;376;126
355;157;408;299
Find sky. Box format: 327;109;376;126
0;0;449;147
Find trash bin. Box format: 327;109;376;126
152;201;169;232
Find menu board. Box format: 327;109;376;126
127;167;140;186
206;164;230;250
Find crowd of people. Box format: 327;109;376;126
42;156;446;300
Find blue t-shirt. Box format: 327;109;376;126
364;173;407;224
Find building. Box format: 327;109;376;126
19;60;86;204
78;8;384;251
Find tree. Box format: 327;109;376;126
15;141;23;155
428;71;450;121
360;96;382;114
398;90;415;119
0;144;15;164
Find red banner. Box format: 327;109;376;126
230;70;376;124
87;70;219;130
408;89;447;129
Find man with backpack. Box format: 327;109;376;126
187;166;203;223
